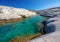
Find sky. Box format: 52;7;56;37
0;0;60;10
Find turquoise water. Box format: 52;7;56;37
0;15;46;42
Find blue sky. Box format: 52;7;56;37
0;0;60;10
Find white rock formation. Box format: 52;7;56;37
0;6;36;20
37;7;60;17
29;31;60;42
13;8;36;17
46;17;60;22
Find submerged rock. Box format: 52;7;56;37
44;17;60;34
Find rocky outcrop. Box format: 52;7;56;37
37;7;60;17
44;17;60;34
36;7;60;34
29;31;60;42
0;6;37;20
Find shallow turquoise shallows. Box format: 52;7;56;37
0;15;46;42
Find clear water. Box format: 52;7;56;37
0;15;46;42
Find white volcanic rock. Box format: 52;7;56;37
0;6;36;20
13;8;36;17
29;31;60;42
45;17;60;24
0;13;22;20
0;8;21;19
37;7;60;17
